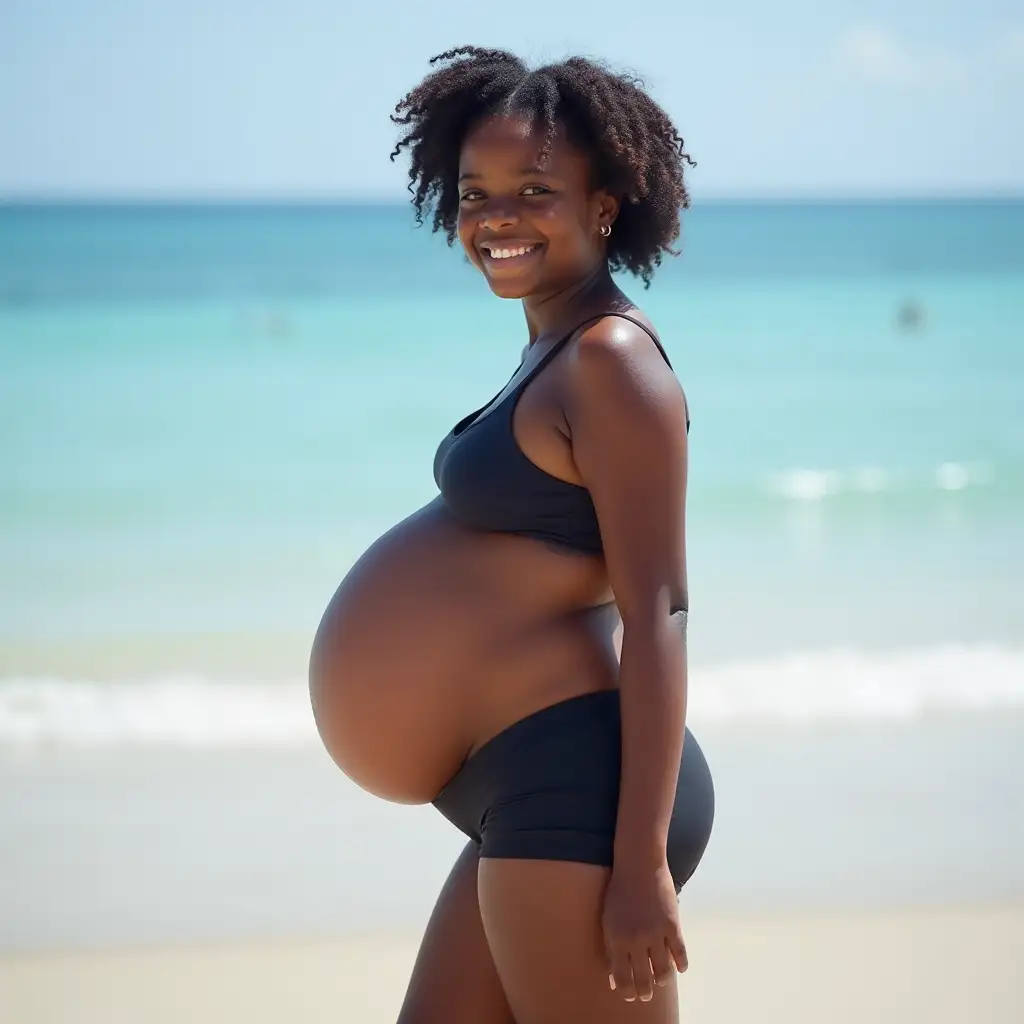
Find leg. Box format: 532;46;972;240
478;858;680;1024
397;840;516;1024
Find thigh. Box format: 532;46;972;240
478;859;680;1024
397;840;516;1024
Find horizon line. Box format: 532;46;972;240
3;190;1024;208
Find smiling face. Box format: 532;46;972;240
456;115;618;300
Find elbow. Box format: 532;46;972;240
618;584;687;632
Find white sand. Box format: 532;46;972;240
2;904;1022;1023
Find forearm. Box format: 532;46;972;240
613;608;688;869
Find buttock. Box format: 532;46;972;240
432;690;715;892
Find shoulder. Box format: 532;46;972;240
565;314;684;417
574;312;663;362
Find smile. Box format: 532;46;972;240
480;242;544;263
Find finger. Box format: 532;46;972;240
608;949;636;1002
631;949;656;1004
667;924;689;974
650;939;676;988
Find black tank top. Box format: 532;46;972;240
433;312;686;556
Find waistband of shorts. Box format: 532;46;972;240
437;689;620;795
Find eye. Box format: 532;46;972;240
460;189;485;202
522;185;551;196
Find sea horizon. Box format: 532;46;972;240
4;192;1024;206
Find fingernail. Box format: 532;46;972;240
641;994;652;1003
608;975;616;990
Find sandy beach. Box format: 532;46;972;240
2;904;1021;1023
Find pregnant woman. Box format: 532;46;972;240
309;47;715;1024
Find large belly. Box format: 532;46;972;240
309;498;615;803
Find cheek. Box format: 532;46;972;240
456;211;482;267
536;199;595;257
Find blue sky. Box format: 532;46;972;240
2;0;1022;199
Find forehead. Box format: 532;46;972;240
458;114;590;180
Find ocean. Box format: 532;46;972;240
1;200;1022;951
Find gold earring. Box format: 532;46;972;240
600;224;612;237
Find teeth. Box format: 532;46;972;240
485;244;538;260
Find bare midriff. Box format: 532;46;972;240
309;496;620;804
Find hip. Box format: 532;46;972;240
435;689;715;891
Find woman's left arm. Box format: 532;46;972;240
567;319;690;1005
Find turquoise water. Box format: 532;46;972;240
2;202;1024;949
1;201;1023;736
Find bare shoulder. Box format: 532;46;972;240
566;313;685;414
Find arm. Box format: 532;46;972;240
566;317;690;1002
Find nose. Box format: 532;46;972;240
477;197;520;231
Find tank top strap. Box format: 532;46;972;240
520;311;672;381
509;320;583;397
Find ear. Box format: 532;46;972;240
595;190;620;234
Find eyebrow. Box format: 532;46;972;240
457;165;554;183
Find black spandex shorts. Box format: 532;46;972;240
432;689;715;892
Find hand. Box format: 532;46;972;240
602;859;688;1003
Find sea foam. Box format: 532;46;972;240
767;461;998;502
2;645;1022;748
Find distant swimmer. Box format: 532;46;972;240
266;311;290;338
897;299;925;332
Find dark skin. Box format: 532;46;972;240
309;114;690;1022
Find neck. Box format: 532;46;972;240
522;263;631;344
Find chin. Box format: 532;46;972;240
487;282;533;299
483;273;544;300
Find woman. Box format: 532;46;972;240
309;47;714;1024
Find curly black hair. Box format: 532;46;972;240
390;47;695;286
